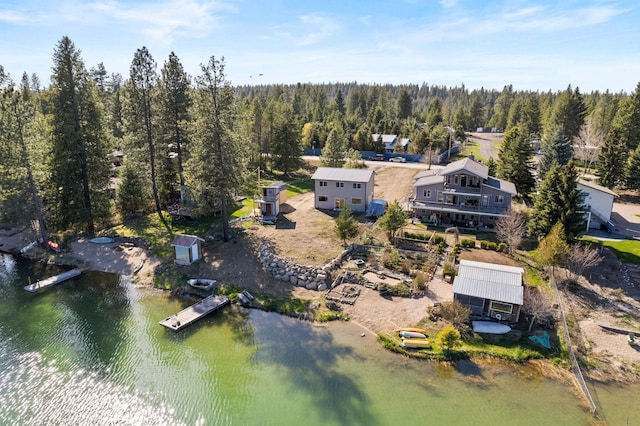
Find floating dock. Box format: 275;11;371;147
159;295;230;331
24;269;82;293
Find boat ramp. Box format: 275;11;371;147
24;269;82;293
159;295;230;331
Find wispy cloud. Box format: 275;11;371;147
439;0;457;8
294;14;340;46
0;0;235;44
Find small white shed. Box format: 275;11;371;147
171;234;204;265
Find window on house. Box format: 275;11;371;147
353;183;361;189
336;182;344;188
454;175;459;184
318;196;327;202
490;301;513;314
423;189;431;198
319;181;327;187
494;195;504;204
437;191;443;201
352;198;362;204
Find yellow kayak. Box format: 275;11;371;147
400;337;431;349
395;327;427;335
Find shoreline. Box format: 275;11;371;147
2;227;639;386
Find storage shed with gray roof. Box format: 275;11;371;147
453;260;525;322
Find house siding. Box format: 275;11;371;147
313;168;374;212
411;158;515;228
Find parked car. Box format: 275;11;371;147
369;154;385;161
389;157;406;163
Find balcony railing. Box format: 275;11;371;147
409;198;509;216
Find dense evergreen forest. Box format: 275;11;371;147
1;37;639;242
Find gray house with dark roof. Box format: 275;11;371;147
453;260;525;322
311;167;374;212
410;156;517;228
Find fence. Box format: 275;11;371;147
551;272;597;413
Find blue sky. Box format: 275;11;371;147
1;0;638;92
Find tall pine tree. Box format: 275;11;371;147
49;36;111;234
537;127;572;181
320;127;347;168
497;126;535;198
188;56;247;242
625;148;640;189
596;128;627;189
159;52;191;192
271;101;302;176
529;160;584;241
125;46;168;229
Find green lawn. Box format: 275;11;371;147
582;237;640;265
286;178;314;198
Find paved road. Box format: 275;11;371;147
302;156;442;171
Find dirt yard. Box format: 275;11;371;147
3;162;639;379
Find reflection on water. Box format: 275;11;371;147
0;253;634;425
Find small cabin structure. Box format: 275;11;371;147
259;181;287;218
453;260;524;322
171;234;204;265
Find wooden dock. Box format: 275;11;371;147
159;295;230;331
24;269;82;293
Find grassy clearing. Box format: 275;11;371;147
582;237;640;265
286;178;314;198
460;140;483;161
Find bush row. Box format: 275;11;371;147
479;240;507;252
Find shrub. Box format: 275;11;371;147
413;272;429;290
433;235;445;245
436;325;462;352
460;238;476;248
437;300;471;330
452;244;461;255
497;242;507;252
480;240;489;249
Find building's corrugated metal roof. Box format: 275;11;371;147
453;277;524;305
171;234;204;247
441;157;488;179
453;260;524;305
413;175;444;187
311;167;374;182
485;177;517;195
263;181;286;189
458;260;524;285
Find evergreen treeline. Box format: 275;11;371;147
1;36;639;240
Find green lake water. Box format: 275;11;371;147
0;253;636;425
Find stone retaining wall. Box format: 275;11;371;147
258;240;353;291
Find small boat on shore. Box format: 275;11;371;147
187;278;217;291
399;331;427;339
401;337;431;349
238;290;254;306
472;321;511;335
132;260;144;274
395;327;428;335
90;236;114;244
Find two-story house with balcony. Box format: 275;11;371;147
311;167;374;212
410;156;516;228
